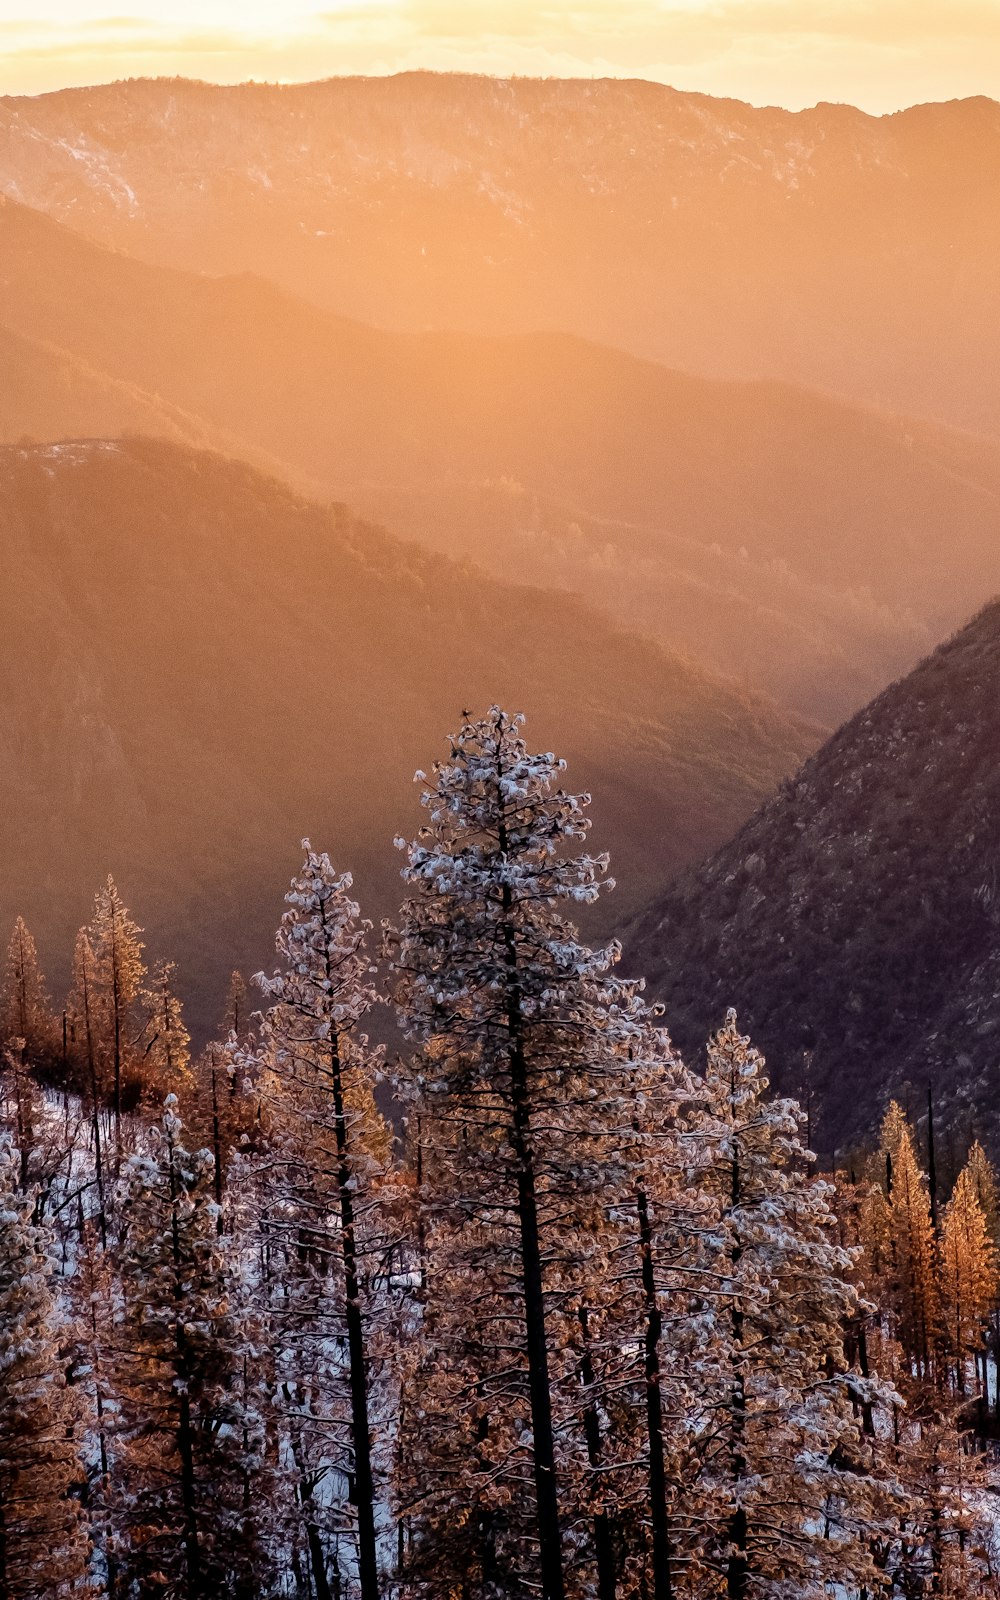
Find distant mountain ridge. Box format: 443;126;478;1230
3;74;1000;432
0;435;811;1032
4;198;1000;722
627;600;1000;1153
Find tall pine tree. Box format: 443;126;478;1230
390;708;671;1600
254;845;395;1600
0;1134;90;1596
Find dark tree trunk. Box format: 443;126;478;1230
578;1305;617;1600
927;1086;939;1235
726;1111;749;1600
327;1030;380;1600
495;791;566;1600
637;1187;672;1600
167;1134;201;1594
79;954;108;1249
209;1053;225;1234
857;1321;876;1437
726;1506;749;1600
305;1518;334;1600
508;1031;566;1600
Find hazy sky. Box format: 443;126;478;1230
2;0;1000;111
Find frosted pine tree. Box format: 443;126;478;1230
553;1019;709;1600
140;958;193;1104
87;878;145;1136
222;970;249;1043
684;1010;897;1599
253;845;395;1600
0;917;55;1071
115;1098;269;1595
67;928;113;1246
389;709;667;1600
0;1134;90;1596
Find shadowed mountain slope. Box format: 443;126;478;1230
628;602;1000;1152
0;435;811;1031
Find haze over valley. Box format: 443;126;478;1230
2;38;1000;1599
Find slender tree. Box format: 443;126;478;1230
141;958;193;1104
888;1119;938;1380
254;845;395;1600
87;878;145;1136
0;1134;90;1596
0;917;55;1070
939;1164;998;1395
222;970;249;1043
66;929;110;1246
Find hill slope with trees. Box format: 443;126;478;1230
0;435;810;1030
628;600;1000;1154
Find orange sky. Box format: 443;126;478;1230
2;1;1000;111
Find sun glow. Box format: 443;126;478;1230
2;0;1000;111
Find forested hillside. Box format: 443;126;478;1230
628;600;1000;1154
0;435;810;1030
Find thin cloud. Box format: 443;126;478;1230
3;1;1000;108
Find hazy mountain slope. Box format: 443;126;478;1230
355;480;934;726
0;322;259;456
627;602;1000;1153
2;75;999;432
0;436;811;1031
3;201;1000;722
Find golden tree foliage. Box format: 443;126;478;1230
939;1165;998;1392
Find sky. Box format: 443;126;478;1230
2;0;1000;112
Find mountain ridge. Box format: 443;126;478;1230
0;433;812;1033
4;73;1000;432
5;196;1000;722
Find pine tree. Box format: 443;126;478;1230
0;917;55;1071
222;971;249;1043
939;1165;998;1395
253;845;395;1600
0;1134;90;1596
87;878;145;1135
390;709;677;1600
887;1117;939;1379
965;1140;1000;1246
140;958;193;1105
66;929;112;1247
115;1098;268;1596
683;1011;895;1599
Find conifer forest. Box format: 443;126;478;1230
6;21;1000;1600
3;710;999;1599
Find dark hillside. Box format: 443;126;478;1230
628;602;1000;1152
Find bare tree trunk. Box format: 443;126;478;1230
327;1027;380;1600
167;1130;202;1594
578;1305;617;1600
637;1187;672;1600
496;780;566;1600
